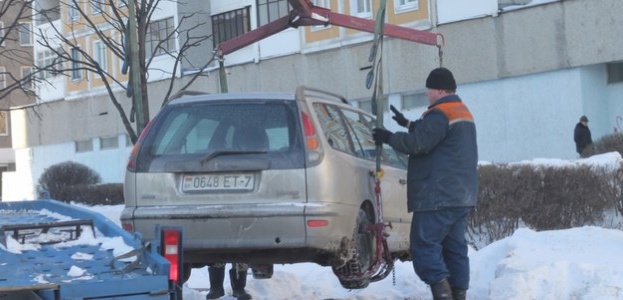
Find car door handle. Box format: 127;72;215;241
399;179;407;185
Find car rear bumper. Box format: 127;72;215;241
121;202;358;264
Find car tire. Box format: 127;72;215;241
332;208;375;289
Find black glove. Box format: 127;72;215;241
372;128;393;145
390;105;409;128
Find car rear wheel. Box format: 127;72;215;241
332;208;376;289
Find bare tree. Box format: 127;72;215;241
33;0;214;143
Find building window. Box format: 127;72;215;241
93;40;107;72
18;22;33;46
68;2;80;22
37;49;60;79
401;92;428;110
100;136;119;150
0;112;7;136
351;0;372;18
70;47;82;81
0;66;5;89
0;67;5;89
394;0;418;12
75;139;93;153
146;17;176;57
311;0;330;31
257;0;290;26
91;0;104;15
0;22;4;47
355;97;388;114
607;62;623;84
211;7;251;47
21;66;34;89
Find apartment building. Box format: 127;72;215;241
4;0;623;200
203;0;623;162
4;0;212;200
0;0;35;199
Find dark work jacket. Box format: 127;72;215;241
574;123;592;154
386;95;478;212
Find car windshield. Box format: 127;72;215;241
135;99;305;172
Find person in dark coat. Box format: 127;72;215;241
373;67;478;300
574;115;593;156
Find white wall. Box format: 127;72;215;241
382;66;618;163
436;0;498;24
4;135;132;200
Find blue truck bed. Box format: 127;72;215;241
0;199;175;300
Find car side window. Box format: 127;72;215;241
340;107;408;169
313;103;355;155
339;108;375;160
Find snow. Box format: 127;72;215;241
76;153;623;299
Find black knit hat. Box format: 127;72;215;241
426;67;457;90
580;115;588;122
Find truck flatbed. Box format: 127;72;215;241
0;199;175;300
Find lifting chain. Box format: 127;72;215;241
436;33;445;68
437;44;444;68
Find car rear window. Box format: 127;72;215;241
135;99;305;172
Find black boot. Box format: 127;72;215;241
452;288;467;300
230;268;252;300
206;266;225;299
430;278;453;300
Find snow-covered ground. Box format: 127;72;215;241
84;152;623;300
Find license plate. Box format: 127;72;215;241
182;174;255;192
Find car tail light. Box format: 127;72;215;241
301;111;323;165
127;119;156;172
121;223;134;232
161;228;182;283
307;219;329;227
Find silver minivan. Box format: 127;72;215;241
121;86;410;288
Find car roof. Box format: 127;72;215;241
167;92;296;106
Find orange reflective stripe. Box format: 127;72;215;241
435;102;474;125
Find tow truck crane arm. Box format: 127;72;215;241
216;0;442;56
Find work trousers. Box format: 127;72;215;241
410;207;472;289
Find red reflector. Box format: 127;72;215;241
121;223;134;232
162;229;180;282
307;220;329;227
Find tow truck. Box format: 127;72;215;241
0;199;183;300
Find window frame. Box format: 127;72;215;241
100;136;119;150
256;0;290;27
18;22;33;46
0;22;5;47
311;0;331;31
0;67;6;89
91;0;104;15
93;40;108;72
20;66;34;89
351;0;372;19
75;139;94;153
211;7;251;47
70;47;83;81
394;0;418;13
68;2;80;22
146;17;176;57
37;49;60;79
0;111;8;136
